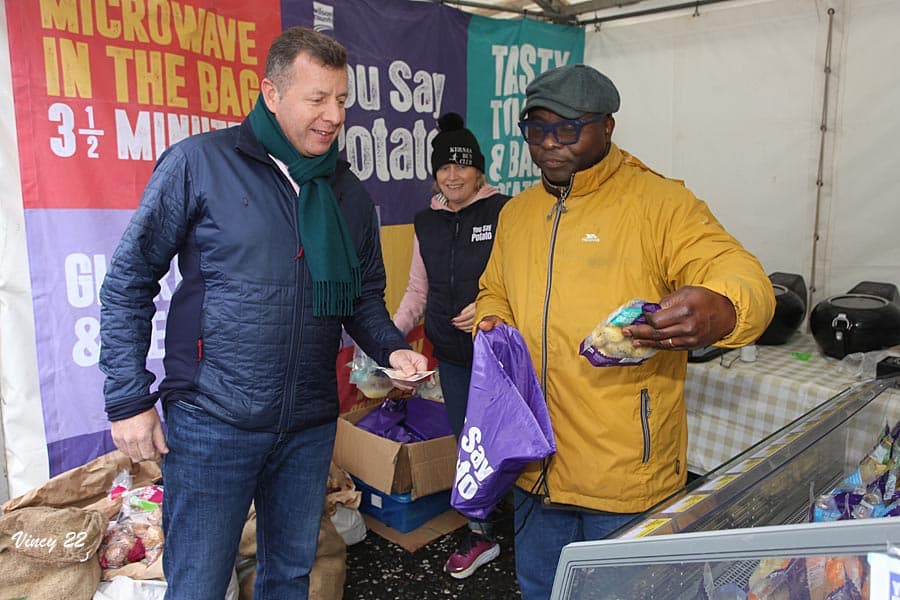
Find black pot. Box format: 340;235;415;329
757;283;807;345
810;294;900;358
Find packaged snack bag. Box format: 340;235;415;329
580;299;662;366
348;345;393;398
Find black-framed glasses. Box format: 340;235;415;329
518;114;607;146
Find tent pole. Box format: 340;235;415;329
809;8;836;313
578;0;736;25
438;0;541;18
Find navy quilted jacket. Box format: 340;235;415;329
99;119;409;432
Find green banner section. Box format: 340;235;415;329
466;16;584;197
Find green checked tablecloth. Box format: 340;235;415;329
684;333;900;473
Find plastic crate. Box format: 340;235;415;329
353;477;451;533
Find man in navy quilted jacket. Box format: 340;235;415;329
99;26;426;599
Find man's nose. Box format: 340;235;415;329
323;99;344;123
540;130;561;149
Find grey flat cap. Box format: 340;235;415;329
520;64;620;120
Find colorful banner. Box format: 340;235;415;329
5;0;282;474
282;0;585;219
466;15;584;197
281;0;471;226
8;0;281;210
4;0;583;476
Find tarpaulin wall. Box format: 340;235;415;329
583;0;900;305
0;0;582;498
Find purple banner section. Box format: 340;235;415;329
281;0;470;225
24;209;173;472
47;430;118;477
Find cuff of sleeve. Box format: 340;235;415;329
696;282;766;348
106;392;160;422
377;339;412;367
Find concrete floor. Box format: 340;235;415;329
344;505;520;599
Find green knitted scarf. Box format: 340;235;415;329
249;95;361;317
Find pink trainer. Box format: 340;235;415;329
444;532;500;579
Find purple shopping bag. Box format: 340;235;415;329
354;399;407;438
355;398;453;443
451;325;556;520
403;398;454;441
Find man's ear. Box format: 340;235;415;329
259;78;278;112
605;115;616;137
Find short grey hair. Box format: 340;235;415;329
265;26;347;90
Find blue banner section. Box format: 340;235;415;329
281;0;470;225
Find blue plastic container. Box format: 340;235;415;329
353;477;452;533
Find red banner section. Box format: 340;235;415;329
6;0;281;209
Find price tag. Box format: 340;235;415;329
617;518;670;539
697;474;739;491
726;457;764;474
868;552;900;600
662;494;708;514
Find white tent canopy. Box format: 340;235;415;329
2;0;899;500
584;0;900;304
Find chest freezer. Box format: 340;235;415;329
550;376;900;600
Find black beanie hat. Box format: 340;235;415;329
430;113;485;175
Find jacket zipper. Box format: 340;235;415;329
539;186;570;501
541;190;569;388
449;214;460;305
640;388;652;463
277;169;302;432
450;214;465;357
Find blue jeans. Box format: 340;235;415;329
437;360;471;439
161;399;336;600
513;487;638;600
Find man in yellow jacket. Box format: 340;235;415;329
476;64;775;600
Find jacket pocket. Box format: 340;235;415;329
640;388;652;463
170;398;206;415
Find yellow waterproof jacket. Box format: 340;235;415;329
476;144;774;513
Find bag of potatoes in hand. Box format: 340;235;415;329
580;299;661;366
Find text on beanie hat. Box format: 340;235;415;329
430;113;485;175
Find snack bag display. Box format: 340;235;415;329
580;299;662;366
746;557;800;600
810;418;900;523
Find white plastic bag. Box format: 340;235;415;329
330;505;366;546
94;571;239;600
348;345;393;398
838;349;900;379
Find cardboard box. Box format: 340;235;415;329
333;402;457;500
353;477;451;533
